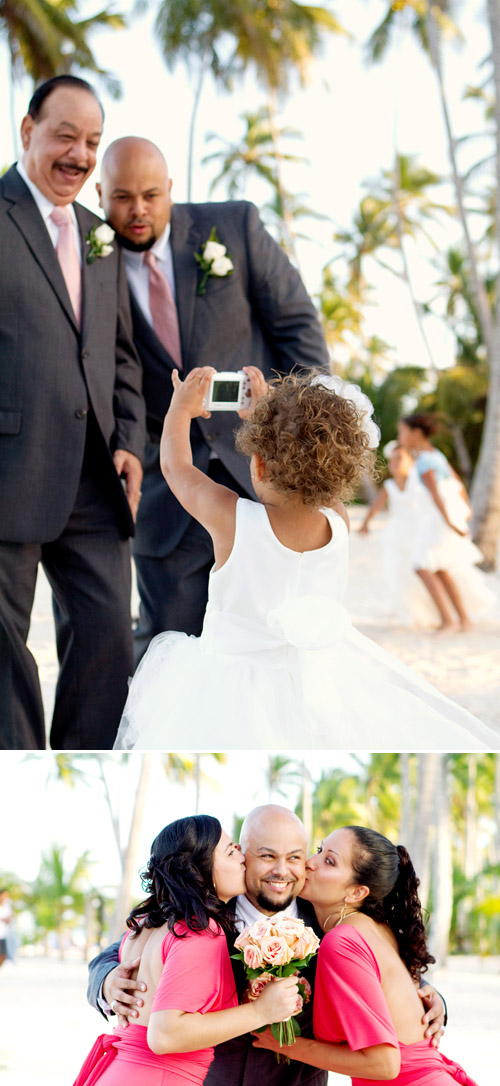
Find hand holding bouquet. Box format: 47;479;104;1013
232;916;320;1052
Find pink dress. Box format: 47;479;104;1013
313;925;479;1086
73;919;238;1085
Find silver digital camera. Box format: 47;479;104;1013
203;371;252;412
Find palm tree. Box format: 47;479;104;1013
365;0;500;564
203;106;307;199
1;0;125;151
265;755;301;802
153;1;346;213
28;845;92;958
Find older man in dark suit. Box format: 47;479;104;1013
87;805;446;1086
97;138;329;662
0;77;145;750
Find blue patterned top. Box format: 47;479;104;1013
416;449;452;482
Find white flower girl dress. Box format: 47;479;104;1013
114;498;498;751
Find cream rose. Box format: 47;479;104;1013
94;223;115;245
203;240;226;262
245;973;274;1002
211;255;234;277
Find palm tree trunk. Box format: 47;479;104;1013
425;7;492;350
187;57;207;202
399;753;412;841
392;154;438;374
267;89;298;264
409;754;441;908
469;0;500;567
109;754;153;941
429;755;452;966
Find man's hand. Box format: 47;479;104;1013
102;957;147;1028
113;449;143;522
418;985;446;1048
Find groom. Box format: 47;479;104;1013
88;805;445;1084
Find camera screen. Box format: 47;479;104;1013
212;380;240;403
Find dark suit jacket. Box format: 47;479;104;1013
131;200;329;558
87;898;328;1086
0;165;145;543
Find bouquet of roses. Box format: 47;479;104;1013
231;915;320;1052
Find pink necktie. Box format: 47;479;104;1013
50;205;82;328
144;250;182;369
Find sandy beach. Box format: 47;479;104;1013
27;504;500;739
0;952;498;1084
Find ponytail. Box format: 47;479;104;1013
345;827;435;978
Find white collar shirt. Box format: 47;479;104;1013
123;224;176;329
16;159;81;264
234;893;300;933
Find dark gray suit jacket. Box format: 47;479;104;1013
131;200;329;558
0;165;145;543
87;898;327;1086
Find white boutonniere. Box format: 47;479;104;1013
86;223;115;264
194;226;233;295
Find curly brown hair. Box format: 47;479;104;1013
235;372;376;506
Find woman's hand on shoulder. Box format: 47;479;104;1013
170;367;216;420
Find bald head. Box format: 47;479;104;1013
239;805;308;914
97;137;172;251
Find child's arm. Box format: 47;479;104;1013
359;486;388;534
160;367;237;564
420;469;467;536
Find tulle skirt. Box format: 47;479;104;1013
114;605;499;751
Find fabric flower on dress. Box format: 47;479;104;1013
311;374;381;449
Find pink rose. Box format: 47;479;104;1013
293;993;304;1015
297;974;312;1004
251;919;275;941
245;972;274;1001
261;936;294;967
274;918;305;947
234;928;255;949
243;943;264;969
294;929;320;959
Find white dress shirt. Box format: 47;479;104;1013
16;159;82;264
234;893;300;932
124;224;176;330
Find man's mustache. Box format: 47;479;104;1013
54;161;89;175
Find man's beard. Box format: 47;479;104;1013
111;227;156;253
256;887;296;912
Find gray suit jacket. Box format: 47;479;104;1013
132;200;329;557
0;165;145;543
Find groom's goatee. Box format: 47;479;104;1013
256;889;295;912
112;228;157;253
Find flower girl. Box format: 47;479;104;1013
114;368;498;751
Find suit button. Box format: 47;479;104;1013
206;432;216;441
75;408;88;419
82;349;89;358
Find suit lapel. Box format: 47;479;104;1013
3;166;79;333
170;204;203;370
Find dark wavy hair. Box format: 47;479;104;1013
401;413;439;438
126;815;236;940
344;826;435;979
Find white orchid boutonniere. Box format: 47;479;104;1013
194;226;233;295
86;223;115;264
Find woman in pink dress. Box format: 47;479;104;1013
73;815;299;1086
254;825;478;1085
